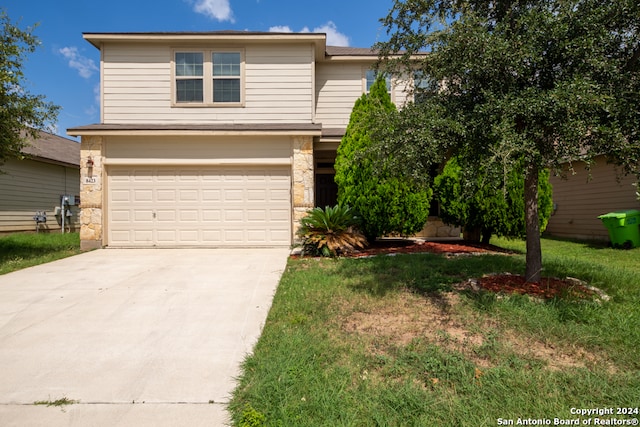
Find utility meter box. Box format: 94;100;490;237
61;195;76;205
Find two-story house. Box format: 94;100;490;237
68;31;436;250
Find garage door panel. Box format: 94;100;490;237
270;209;290;221
202;230;222;242
202;210;221;221
178;230;199;242
247;210;266;221
133;230;153;242
133;171;153;181
223;229;244;243
224;210;244;222
203;190;222;201
110;210;131;222
134;210;154;222
270;189;290;202
156;230;177;243
134;190;153;201
108;166;291;247
224;189;243;201
157;190;176;201
156;210;176;222
180;210;199;222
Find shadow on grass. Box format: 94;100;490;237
337;252;525;298
541;235;612;250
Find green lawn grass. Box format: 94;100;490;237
0;232;82;275
230;237;640;426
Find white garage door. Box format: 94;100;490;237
107;166;291;247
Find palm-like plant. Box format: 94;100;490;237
297;205;367;257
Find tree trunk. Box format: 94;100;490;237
524;162;542;283
464;225;482;243
481;228;492;245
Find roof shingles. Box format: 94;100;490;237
22;131;80;167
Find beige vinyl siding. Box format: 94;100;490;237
546;157;640;241
103;135;292;165
0;159;80;233
315;62;412;129
102;43;314;124
315;63;365;129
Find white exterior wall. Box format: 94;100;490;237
102;43;315;124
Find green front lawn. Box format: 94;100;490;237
230;237;640;426
0;232;81;275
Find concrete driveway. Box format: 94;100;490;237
0;248;289;426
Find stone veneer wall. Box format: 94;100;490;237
292;135;314;239
79;136;104;250
412;217;461;239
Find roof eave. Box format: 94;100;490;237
83;32;328;60
67;123;323;137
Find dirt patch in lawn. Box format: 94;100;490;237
340;289;611;372
329;239;613;371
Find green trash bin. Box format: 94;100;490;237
598;209;640;249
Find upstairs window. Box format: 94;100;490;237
173;49;244;106
175;52;204;103
413;71;437;103
212;52;241;103
365;69;391;94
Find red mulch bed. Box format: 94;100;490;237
475;274;596;300
297;239;597;300
347;239;503;258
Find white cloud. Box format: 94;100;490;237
268;25;293;33
59;47;98;79
269;21;350;47
193;0;234;23
313;22;350;47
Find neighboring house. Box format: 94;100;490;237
0;130;80;234
68;31;457;250
545;156;640;242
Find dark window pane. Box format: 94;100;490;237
366;69;391;93
175;52;203;77
177;79;203;102
213;79;240;103
213;52;241;76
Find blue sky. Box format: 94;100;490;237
4;0;395;140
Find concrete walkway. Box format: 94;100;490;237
0;248;289;426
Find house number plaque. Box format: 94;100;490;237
83;176;100;185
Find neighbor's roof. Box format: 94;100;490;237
22;130;80;168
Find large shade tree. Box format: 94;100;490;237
375;0;640;282
0;10;59;169
434;156;553;244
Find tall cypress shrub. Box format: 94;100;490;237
335;77;432;240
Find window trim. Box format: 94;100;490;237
363;67;393;98
171;48;245;107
